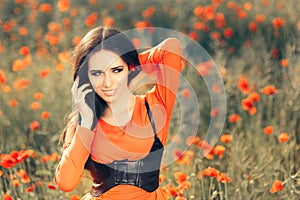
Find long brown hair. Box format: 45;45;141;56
60;26;141;144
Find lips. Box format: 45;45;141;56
101;89;115;96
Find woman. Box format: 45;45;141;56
55;26;183;200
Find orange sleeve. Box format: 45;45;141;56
138;38;183;114
55;126;94;192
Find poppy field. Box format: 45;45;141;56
0;0;300;199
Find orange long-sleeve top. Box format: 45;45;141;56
55;38;183;200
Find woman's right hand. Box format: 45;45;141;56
71;77;94;130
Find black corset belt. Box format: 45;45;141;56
84;100;164;197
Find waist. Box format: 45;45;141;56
94;184;155;199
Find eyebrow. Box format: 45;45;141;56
89;69;103;73
89;65;124;72
111;65;124;69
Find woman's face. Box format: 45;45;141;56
88;50;129;103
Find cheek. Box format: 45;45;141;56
115;73;128;86
88;76;100;89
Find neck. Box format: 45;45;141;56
104;88;135;126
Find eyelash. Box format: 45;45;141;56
90;68;123;76
112;68;123;73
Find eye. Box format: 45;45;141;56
111;66;124;73
90;70;103;76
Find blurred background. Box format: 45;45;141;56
0;0;299;199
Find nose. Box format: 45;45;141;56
99;71;112;88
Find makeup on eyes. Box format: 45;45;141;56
89;66;124;76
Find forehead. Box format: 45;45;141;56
88;50;126;70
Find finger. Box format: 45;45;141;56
79;84;92;98
78;83;91;92
81;89;93;98
71;77;79;94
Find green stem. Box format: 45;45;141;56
201;178;205;200
218;182;224;200
208;177;213;199
224;183;228;200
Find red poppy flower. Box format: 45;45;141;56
142;7;156;18
196;61;214;76
236;8;247;19
210;107;219;117
174;171;187;183
30;121;40;131
47;182;57;190
189;31;198;41
0;69;6;84
62;17;71;30
194;22;206;31
115;3;124;10
13;179;20;187
159;174;166;184
216;173;232;183
227;1;236;9
256;14;265;23
220;134;232;143
278;132;289;143
177;181;191;193
249;22;257;32
214;12;226;29
270;180;284;193
72;36;81;46
19;27;28;36
223;28;234;39
248;92;260;102
12;59;26;71
210;31;222;41
180;88;191;98
9;99;18;107
193;5;203;17
261;85;276;95
186;135;200;145
244;2;252;10
70;195;81;200
272;48;279;58
167;184;178;196
263;126;273;135
280;58;288;67
41;111;50;120
202;167;219;177
272;17;285;29
13;78;30;90
228;113;240;123
40;68;51;78
57;0;70;12
214;145;226;158
34;92;44;100
0;154;15;168
238;76;250;94
3;194;13;200
3;20;16;32
241;97;256;115
19;46;30;56
39;4;52;13
31;102;41;110
103;17;115;27
85;12;98;27
203;5;215;20
26;184;35;192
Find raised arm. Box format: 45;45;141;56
138;38;183;113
